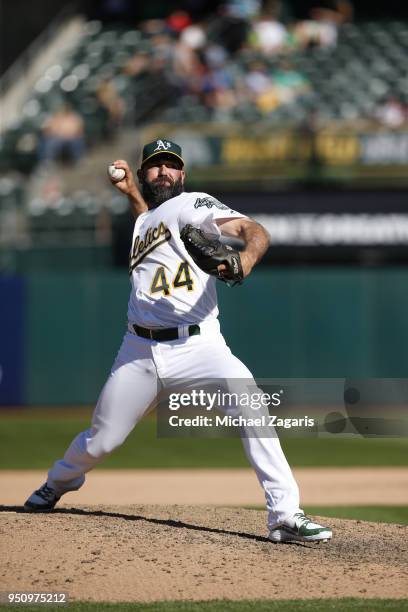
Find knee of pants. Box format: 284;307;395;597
86;431;127;458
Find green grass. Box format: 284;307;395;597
0;409;407;469
303;505;408;524
2;599;408;612
247;505;408;525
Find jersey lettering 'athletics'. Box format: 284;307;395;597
129;221;171;273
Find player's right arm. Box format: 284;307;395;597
108;159;148;219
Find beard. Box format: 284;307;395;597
141;176;184;207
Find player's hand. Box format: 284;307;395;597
217;252;252;279
109;160;139;197
109;159;148;217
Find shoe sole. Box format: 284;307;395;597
23;502;59;513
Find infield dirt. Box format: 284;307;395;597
2;467;408;505
1;505;407;603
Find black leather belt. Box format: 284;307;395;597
132;324;200;342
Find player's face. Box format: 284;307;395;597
144;157;184;183
138;155;185;207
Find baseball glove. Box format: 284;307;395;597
180;224;243;286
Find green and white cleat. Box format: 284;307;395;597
269;512;332;543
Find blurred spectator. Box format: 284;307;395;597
251;11;288;54
208;5;252;54
272;61;310;104
150;33;174;62
180;22;207;50
293;18;337;49
123;51;150;77
374;96;407;128
293;0;353;49
172;39;204;93
95;79;126;137
39;104;85;164
244;61;280;113
203;43;229;69
200;55;237;119
245;61;274;96
166;10;193;33
243;60;310;114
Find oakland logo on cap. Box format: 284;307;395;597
154;140;172;152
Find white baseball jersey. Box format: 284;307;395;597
127;191;247;328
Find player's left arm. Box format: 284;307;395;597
216;217;270;278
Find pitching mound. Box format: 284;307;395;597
1;505;407;602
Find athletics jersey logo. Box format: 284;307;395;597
154;140;172;152
194;196;229;210
129;222;171;273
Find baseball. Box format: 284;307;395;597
107;164;126;182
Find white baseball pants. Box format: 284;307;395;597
47;319;301;527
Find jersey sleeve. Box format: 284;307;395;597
178;193;248;236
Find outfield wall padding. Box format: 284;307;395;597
1;268;407;405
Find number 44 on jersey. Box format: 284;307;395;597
150;261;194;296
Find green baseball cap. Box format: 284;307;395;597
141;138;184;168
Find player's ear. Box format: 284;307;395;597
136;169;143;184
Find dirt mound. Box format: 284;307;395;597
1;505;407;602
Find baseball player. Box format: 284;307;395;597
25;138;332;543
